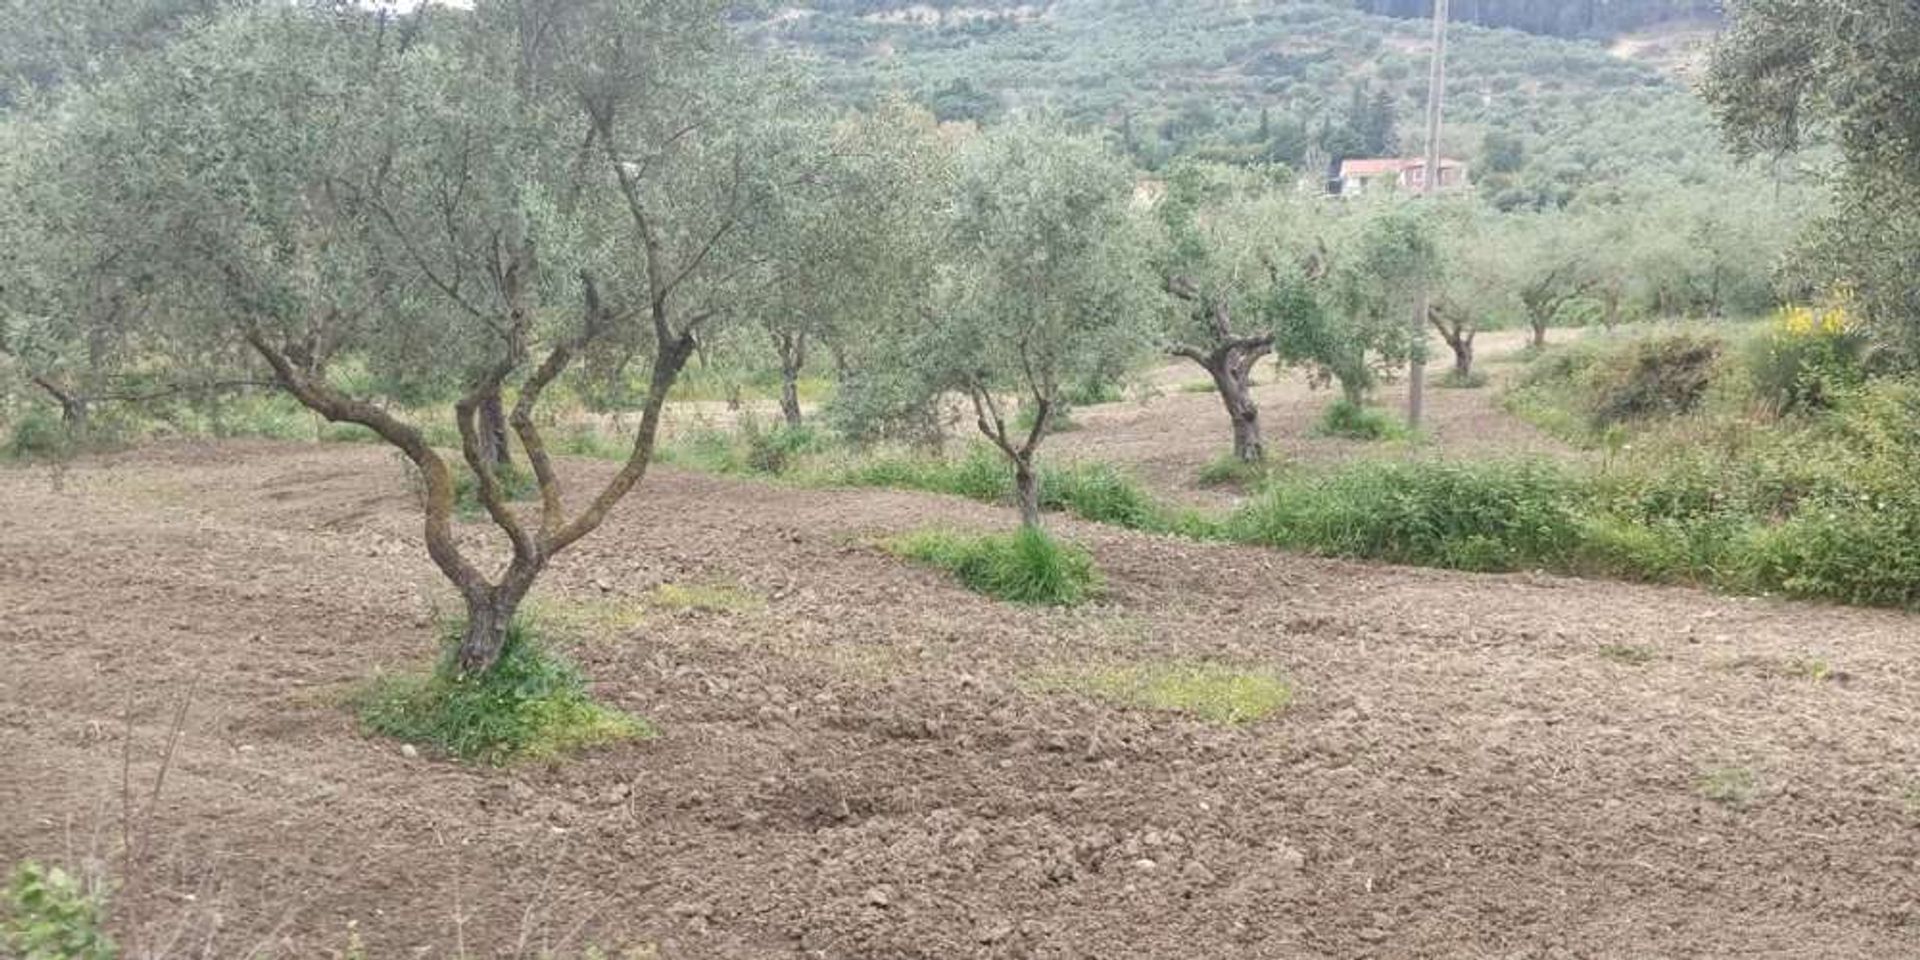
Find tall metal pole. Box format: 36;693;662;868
1409;0;1449;430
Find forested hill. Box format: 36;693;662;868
752;0;1752;209
1354;1;1720;40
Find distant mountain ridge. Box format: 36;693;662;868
1354;1;1722;41
781;1;1723;41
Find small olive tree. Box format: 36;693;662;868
1427;203;1523;382
1280;198;1438;407
919;121;1153;528
1508;210;1594;348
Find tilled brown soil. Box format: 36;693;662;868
3;441;1918;959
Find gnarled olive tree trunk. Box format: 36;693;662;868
1167;281;1272;464
248;272;701;676
1429;304;1476;380
1188;341;1270;463
30;374;90;433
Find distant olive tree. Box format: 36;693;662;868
1427;202;1523;381
753;98;954;428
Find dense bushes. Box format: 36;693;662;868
1227;460;1585;571
1746;306;1871;415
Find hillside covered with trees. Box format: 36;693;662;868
751;0;1760;210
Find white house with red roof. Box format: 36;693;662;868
1336;157;1471;195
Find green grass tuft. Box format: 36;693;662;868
1316;398;1410;441
1034;660;1293;725
1197;453;1277;489
354;620;648;764
1696;766;1756;808
1598;643;1657;666
645;581;764;614
886;527;1099;606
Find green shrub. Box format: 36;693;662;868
887;527;1099;606
1013;402;1079;436
206;393;311;440
1747;307;1872;415
550;423;629;460
743;420;827;475
1228;460;1585;571
659;426;746;474
827;443;1012;503
1063;378;1126;406
1589;333;1723;426
1746;326;1869;415
1741;507;1920;608
5;409;71;460
1315;398;1407;441
4;861;115;960
355;620;648;764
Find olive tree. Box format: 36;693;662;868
1427;203;1523;381
921;121;1153;528
1280;198;1438;406
1509;210;1594;348
752;98;954;428
1152;162;1322;463
83;1;835;673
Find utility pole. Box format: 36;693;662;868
1409;0;1449;431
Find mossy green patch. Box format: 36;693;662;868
1033;660;1293;725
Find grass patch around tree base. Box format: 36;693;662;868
354;619;648;764
1316;398;1411;441
1031;660;1293;725
885;527;1099;606
1197;452;1279;490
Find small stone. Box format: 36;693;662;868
863;886;892;908
1132;858;1159;872
1273;844;1306;872
400;744;419;759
